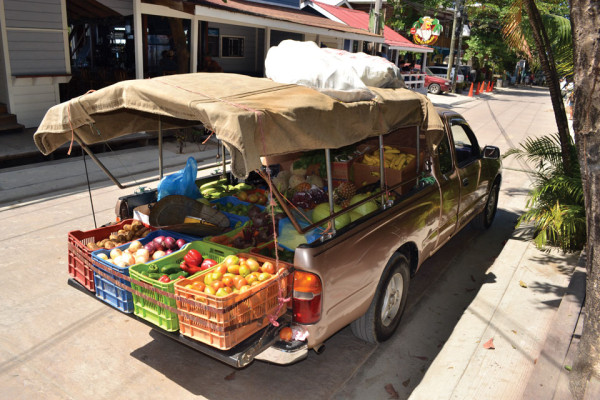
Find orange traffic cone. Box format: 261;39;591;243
468;82;474;97
490;81;495;91
475;82;481;95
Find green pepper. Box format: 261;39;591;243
148;264;159;273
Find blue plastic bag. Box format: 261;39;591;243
157;157;200;201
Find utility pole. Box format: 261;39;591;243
447;0;462;87
453;3;465;92
371;0;383;55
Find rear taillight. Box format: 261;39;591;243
292;270;322;324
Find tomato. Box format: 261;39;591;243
222;276;234;287
204;274;213;286
261;261;276;275
210;271;223;282
239;265;250;277
191;282;205;292
215;287;230;297
246;258;260;272
223;255;239;266
222;286;233;294
204;286;216;295
227;264;240;275
258;272;271;282
238;257;247;265
234;277;248;289
250;280;261;287
239;285;251;293
245;274;258;285
216;264;228;275
211;280;225;290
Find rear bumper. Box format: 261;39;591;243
255;340;309;365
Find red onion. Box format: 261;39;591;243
153;236;165;246
165;249;173;255
144;242;156;254
164;236;177;250
176;239;186;249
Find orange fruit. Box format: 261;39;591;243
279;327;293;341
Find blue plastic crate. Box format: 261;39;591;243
91;230;201;313
210;196;265;210
210;196;266;228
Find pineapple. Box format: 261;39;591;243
333;182;357;205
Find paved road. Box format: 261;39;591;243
0;87;564;400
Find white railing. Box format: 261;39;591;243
401;73;427;94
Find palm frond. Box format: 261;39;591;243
508;133;585;253
502;0;533;58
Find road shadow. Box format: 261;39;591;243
129;207;522;400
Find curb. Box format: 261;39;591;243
522;253;586;399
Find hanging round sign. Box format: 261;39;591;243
410;16;443;45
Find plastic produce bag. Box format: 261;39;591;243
157;157;200;201
265;40;405;102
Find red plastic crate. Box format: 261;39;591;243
67;219;154;291
174;254;293;350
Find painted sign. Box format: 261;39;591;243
410;16;443;45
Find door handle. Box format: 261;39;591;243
462;178;469;186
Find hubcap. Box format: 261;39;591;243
381;273;403;327
486;187;498;223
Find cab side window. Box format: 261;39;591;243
450;121;480;167
438;131;454;175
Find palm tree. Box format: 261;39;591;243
502;0;573;172
505;134;585;252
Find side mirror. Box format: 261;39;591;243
482;145;500;159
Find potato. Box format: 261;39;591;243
123;224;133;231
109;233;119;241
104;240;117;249
136;228;150;238
86;242;100;250
117;229;127;236
116;234;127;243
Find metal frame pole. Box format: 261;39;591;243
158;117;164;180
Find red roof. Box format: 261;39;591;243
313;1;431;51
147;0;381;38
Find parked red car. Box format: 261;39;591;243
424;68;451;94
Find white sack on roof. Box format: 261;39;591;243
265;40;405;102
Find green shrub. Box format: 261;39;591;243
505;133;585;252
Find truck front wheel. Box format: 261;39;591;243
351;254;410;344
477;181;500;229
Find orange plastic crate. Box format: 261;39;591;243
67;219;154;291
174;254;293;350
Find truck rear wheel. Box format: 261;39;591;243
351;254;410;344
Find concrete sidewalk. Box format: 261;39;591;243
409;232;580;400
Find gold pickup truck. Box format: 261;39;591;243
34;73;501;367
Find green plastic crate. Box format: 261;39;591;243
129;241;236;332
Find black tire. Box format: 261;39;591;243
428;83;441;95
477;181;500;229
351;253;410;344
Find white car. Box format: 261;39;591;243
428;65;465;83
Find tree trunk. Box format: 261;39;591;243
569;0;600;398
523;0;573;173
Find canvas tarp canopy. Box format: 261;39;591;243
34;73;443;178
